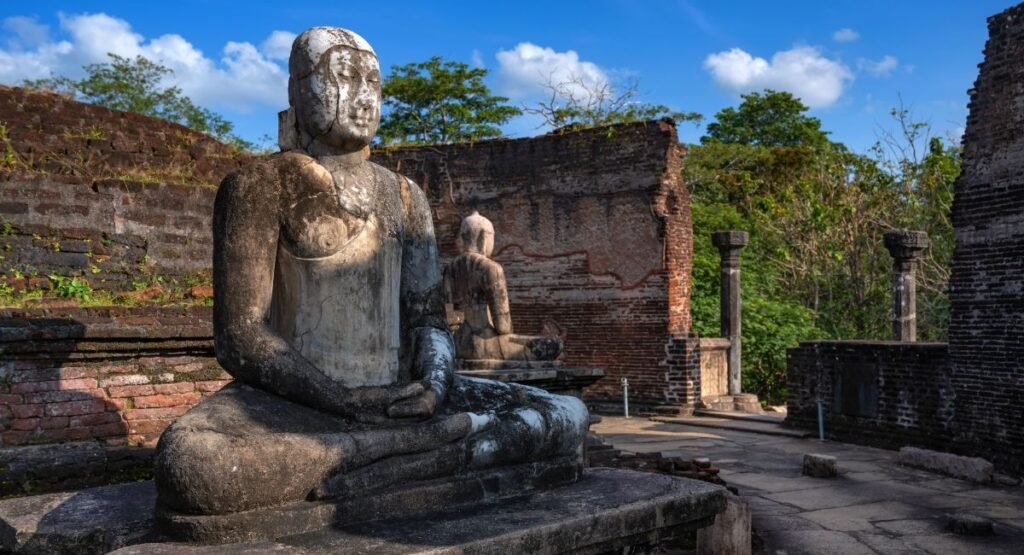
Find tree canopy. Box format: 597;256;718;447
522;74;702;131
686;93;959;403
702;90;830;148
24;54;252;149
378;57;521;145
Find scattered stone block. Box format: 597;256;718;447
802;454;837;478
897;447;993;483
948;513;994;536
697;495;752;555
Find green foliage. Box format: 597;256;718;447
689;202;824;405
24;54;253;150
524;75;702;131
687;92;961;402
702;90;830;148
48;275;92;302
379;57;521;145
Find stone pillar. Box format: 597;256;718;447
883;230;929;342
712;231;748;396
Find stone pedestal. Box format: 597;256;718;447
0;469;727;554
882;230;929;342
457;360;604;398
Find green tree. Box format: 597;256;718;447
379;56;521;145
686;93;960;403
24;54;251;149
702;90;829;148
524;74;702;131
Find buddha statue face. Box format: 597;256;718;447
459;211;495;257
288;27;382;152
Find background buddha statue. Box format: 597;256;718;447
445;211;564;363
152;26;589;525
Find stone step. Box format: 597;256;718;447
650;416;812;438
694;409;785;424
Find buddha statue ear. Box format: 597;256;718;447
278;108;301;152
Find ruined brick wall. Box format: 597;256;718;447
0;307;226;450
0;86;249;291
0;178;217;290
786;341;954;450
0;85;247;186
948;4;1024;473
373;120;697;412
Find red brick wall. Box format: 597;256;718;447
0;307;226;448
373;119;698;412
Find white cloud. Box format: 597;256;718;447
3;16;51;49
832;28;859;43
0;12;291;112
470;49;484;69
495;42;609;99
703;46;853;108
260;30;295;61
857;55;899;77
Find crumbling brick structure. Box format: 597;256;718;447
786;3;1024;474
0;86;244;291
947;3;1024;472
373;120;700;413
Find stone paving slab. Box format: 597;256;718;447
592;417;1024;555
798;501;929;532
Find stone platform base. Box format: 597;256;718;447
701;394;763;414
457;361;604;397
0;469;726;555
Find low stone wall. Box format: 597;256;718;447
785;341;954;450
0;306;225;450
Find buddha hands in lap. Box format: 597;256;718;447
154;26;589;518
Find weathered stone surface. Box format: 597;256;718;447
116;469;727;554
712;230;747;397
0;481;156;555
156;378;588;520
883;230;928;342
803;454;838;478
948;513;994;536
697;495;751;555
897;446;993;483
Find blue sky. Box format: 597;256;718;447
0;1;1014;152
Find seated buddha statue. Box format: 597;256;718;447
152;26;589;528
445;211;564;363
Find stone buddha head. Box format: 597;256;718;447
280;27;382;153
459;211;495;257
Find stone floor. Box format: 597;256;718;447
593;417;1024;554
